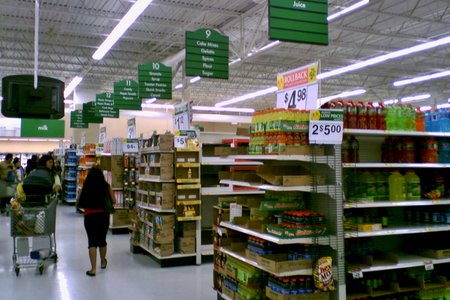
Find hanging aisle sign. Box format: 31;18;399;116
82;102;103;124
127;118;136;139
114;79;141;110
173;102;191;131
70;109;88;128
138;62;172;100
276;62;319;109
96;92;119;118
269;0;328;45
308;109;344;144
185;28;229;79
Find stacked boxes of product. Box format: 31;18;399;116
176;221;196;254
151;213;175;257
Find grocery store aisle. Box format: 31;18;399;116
0;204;216;300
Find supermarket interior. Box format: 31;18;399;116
1;1;450;300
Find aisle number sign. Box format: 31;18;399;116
95;92;119;118
308;109;344;144
70;109;88;128
276;62;319;109
114;79;141;111
82;102;103;124
173;102;191;131
138;62;172;100
185;28;229;79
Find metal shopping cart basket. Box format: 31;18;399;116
10;194;58;276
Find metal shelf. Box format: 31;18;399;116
220;222;331;246
141;148;174;154
345;128;450;137
348;252;450;273
220;179;335;193
138;243;196;260
139;176;175;183
229;154;331;164
343;162;450;168
201;157;263;166
201;186;265;196
345;224;450;238
220;247;313;276
344;199;450;209
137;202;175;213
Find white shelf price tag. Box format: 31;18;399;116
122;140;139;153
424;260;434;271
276;83;318;110
352;270;363;279
308;109;344;145
174;136;187;149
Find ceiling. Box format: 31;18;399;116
1;0;450;112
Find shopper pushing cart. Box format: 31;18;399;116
9;155;60;275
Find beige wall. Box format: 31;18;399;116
0;141;60;154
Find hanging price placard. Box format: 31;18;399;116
99;127;106;144
173;102;191;131
127;118;136;139
122;139;139;153
174;136;187;149
308;109;344;145
276;83;318;110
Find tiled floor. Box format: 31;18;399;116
0;203;216;300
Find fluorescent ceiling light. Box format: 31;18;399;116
144;98;157;104
327;0;370;21
401;93;431;103
0;96;3;101
420;106;432;111
318;34;450;80
141;103;175;109
437;103;450;109
319;89;366;106
393;69;450;87
383;99;399;105
215;86;278;107
193;113;252;124
229;58;241;65
190;76;201;84
64;100;74;104
92;0;152;60
258;40;280;52
64;76;83;98
175;84;183;89
192;106;255;113
372;102;380;108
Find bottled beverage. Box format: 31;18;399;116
342;135;351;163
402;137;416;163
381;137;395;163
406;104;416;131
347;100;358;129
376;102;387;130
424;111;433;132
367;101;377;129
349;136;360;163
420;137;438;163
438;138;450;163
404;170;421;200
415;109;425;132
395;104;406;131
389;171;406;201
386;105;395;130
375;171;389;201
357;100;367;129
360;170;377;201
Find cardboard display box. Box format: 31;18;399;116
111;208;130;227
256;165;325;186
176;236;196;253
416;247;450;259
153;242;174;257
152;228;174;244
279;145;326;156
179;221;196;231
151;213;175;230
178;229;196;237
244;250;312;273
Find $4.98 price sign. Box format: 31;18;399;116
308;109;344;145
276;83;318;110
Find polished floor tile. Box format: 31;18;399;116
0;204;216;300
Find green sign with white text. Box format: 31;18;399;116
185;28;229;79
21;119;65;138
82;102;103;124
269;0;328;45
138;62;172;100
70;110;89;128
96;92;119;118
114;80;141;110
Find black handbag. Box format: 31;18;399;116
104;191;115;214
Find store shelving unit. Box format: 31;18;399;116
343;128;450;299
215;145;346;300
62;148;78;204
130;135;201;266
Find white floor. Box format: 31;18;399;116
0;204;216;300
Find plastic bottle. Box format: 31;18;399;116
347;100;358;129
420;137;438;163
424;110;432;132
406;104;416;131
367;101;377;129
395;104;406;131
349;136;360;163
356;100;367;129
360;171;377;201
376;102;387;130
389;171;406;201
415;109;425;132
402;137;416;163
342;135;351;163
386;105;395;130
375;171;389;201
438;138;450;163
405;170;421;200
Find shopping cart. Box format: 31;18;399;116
10;194;58;276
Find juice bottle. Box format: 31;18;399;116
360;170;377;201
402;137;416;163
389;171;406;201
367;101;377;129
356;100;367;129
349;136;360;163
406;104;416;131
376;102;387;130
438;138;450;163
395;104;405;131
416;109;425;132
405;170;421;200
375;171;389;201
347;100;358;129
420;137;438;163
386;105;395;130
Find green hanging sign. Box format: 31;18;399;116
114;79;142;110
96;92;119;118
269;0;328;45
70;109;89;128
82;102;103;124
21;119;65;138
185;28;229;79
138;62;172;100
